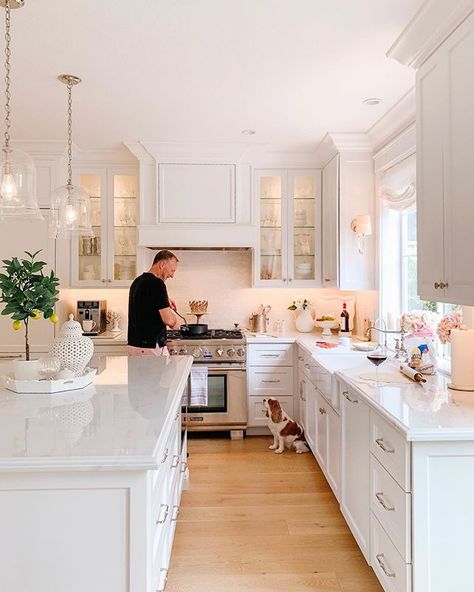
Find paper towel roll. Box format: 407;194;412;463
450;329;474;391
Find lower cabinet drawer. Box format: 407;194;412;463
370;513;412;592
370;454;411;561
248;367;294;397
247;395;294;427
370;410;410;492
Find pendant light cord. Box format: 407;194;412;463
4;0;11;152
66;80;73;186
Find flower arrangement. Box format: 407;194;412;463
437;310;463;344
288;299;313;311
400;310;440;337
0;251;60;360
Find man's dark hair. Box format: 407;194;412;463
152;250;179;265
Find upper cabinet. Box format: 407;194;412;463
320;139;375;291
389;4;474;304
416;13;474;304
253;169;321;287
71;166;138;288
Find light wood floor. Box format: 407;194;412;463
167;435;382;592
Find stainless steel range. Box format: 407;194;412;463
167;329;247;439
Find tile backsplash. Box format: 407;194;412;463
59;251;378;335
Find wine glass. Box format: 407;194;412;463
366;345;388;387
38;357;61;381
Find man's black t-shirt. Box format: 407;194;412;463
127;273;170;348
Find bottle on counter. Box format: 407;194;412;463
340;302;350;333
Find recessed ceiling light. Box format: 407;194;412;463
241;129;256;135
363;97;382;106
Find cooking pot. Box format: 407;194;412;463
180;323;208;337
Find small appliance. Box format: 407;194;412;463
77;300;107;335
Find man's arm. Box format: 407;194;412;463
168;298;177;311
160;307;180;329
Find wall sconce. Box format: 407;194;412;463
351;214;372;254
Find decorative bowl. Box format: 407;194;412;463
314;319;340;336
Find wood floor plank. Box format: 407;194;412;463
167;435;382;591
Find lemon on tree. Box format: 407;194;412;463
50;313;59;324
0;251;60;360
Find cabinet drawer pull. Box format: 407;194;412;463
156;567;168;591
375;553;396;578
262;379;281;383
171;454;180;468
445;282;448;288
304;363;311;369
319;407;326;415
298;356;304;361
375;438;395;454
156;504;169;525
375;492;395;511
434;282;440;289
171;504;180;521
342;391;358;404
181;460;188;473
160;448;169;464
324;278;331;282
261;354;279;358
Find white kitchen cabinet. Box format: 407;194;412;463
247;343;294;429
304;380;317;455
315;390;327;466
325;402;340;500
340;382;370;561
321;151;374;290
253;169;321;287
416;13;474;305
0;209;56;356
71;166;138;288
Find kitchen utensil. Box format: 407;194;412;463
249;313;266;333
174;308;188;326
180;323;208;336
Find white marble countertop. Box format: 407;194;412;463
245;330;368;356
0;355;193;471
335;359;474;442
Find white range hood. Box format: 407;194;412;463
125;141;257;248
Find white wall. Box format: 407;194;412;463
59;251;378;336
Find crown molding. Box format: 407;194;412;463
387;0;474;68
314;132;373;168
373;123;416;174
74;145;137;166
137;141;252;164
367;87;416;153
123;141;155;164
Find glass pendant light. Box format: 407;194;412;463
50;74;93;238
0;0;41;221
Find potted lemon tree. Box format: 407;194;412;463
0;250;59;379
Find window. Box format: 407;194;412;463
400;205;422;313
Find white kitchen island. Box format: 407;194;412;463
0;355;192;592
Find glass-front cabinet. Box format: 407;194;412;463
254;169;321;286
71;166;138;287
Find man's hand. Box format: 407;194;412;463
169;298;177;311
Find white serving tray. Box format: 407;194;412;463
2;367;97;395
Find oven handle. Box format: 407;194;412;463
205;366;247;372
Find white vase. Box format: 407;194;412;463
295;308;314;333
49;314;94;377
13;359;40;381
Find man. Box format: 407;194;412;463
127;250;180;356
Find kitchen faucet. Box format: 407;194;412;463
365;321;408;361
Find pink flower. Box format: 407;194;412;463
436;311;462;344
400;311;439;337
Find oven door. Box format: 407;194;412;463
185;365;247;429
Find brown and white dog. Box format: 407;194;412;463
263;398;309;454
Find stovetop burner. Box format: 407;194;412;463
167;329;243;340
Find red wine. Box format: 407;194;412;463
341;302;350;333
367;353;387;367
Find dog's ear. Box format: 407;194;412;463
270;399;282;424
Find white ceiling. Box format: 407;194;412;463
6;0;423;151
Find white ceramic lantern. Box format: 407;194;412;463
50;314;94;376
